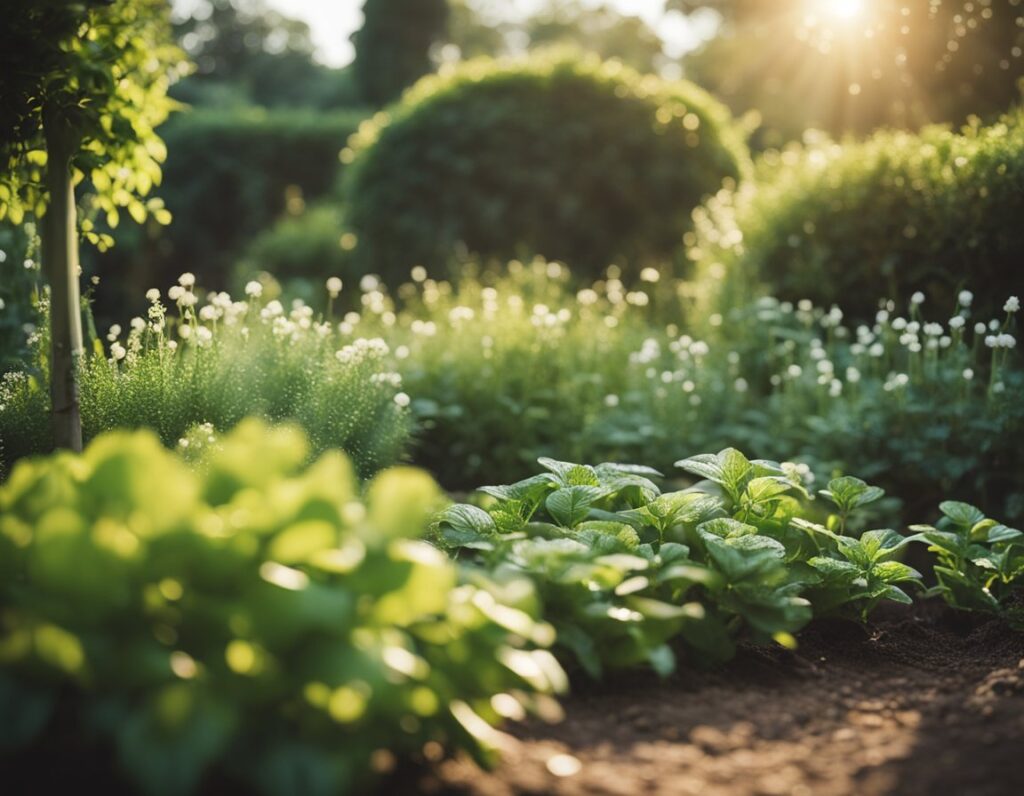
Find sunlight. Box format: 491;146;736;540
821;0;866;20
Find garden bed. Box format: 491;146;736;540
409;603;1024;796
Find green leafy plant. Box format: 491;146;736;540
0;419;564;795
909;502;1024;617
0;275;411;478
434;447;917;678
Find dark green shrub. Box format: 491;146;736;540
691;109;1024;321
236;204;357;300
341;52;750;283
86;108;368;320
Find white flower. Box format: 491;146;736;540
360;274;379;292
734;377;749;393
958;290;973;307
998;333;1017;349
196;326;213;344
869;343;884;357
179;291;197;308
993;382;1006;393
178;272;196;287
975;322;987;335
130;316;146;333
910;291;925;305
179;325;193;340
166;340;178;351
846;366;861;383
829;379;842;397
949;316;965;330
106;324;122;342
146;288;160;302
604;394;620;407
393;392;410;408
985;335;997;348
891;317;907;331
787;364;803;378
110;342;126;361
168;285;184;301
640;267;660;283
326;277;343;297
245;281;263;298
1005;296;1020;313
410;265;427;282
962;368;974;380
876;309;890;324
199;305;218;322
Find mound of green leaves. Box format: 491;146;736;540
435;448;920;677
0;420;563;795
691;109;1024;320
342;52;749;282
910;502;1024;622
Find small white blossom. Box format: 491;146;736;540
910;291;925;305
949;316;965;330
178;272;196;287
958;290;973;307
975;322;987;335
245;281;263;298
963;368;974;380
110;342;126;361
326;277;343;297
168;285;184;301
604;394;620;408
1005;296;1020;313
393;392;410;408
146;288;160;302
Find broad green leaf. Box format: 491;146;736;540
871;560;922;583
697;517;758;539
436;504;497;537
939;501;986;530
858;529;911;562
546;486;604;527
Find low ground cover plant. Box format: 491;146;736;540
909;502;1024;623
0;420;564;795
0;274;411;478
339;262;1021;522
434;447;920;677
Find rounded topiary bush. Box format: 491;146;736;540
691;109;1024;321
341;52;750;282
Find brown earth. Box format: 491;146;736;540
400;603;1024;796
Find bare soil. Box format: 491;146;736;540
405;603;1024;796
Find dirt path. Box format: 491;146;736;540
409;605;1024;796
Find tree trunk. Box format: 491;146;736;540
41;111;83;452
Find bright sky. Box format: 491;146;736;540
172;0;717;68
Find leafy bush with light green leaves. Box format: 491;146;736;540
341;51;749;282
434;447;919;678
0;274;410;478
0;419;564;795
909;502;1024;622
689;109;1024;322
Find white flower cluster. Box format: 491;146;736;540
335;337;389;365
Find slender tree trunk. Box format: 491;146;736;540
42;110;83;452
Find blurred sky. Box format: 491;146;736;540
171;0;716;68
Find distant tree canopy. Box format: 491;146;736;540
173;0;358;109
672;0;1024;142
352;0;451;106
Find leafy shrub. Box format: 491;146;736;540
339;262;1023;523
85;108;368;320
0;223;40;371
435;448;918;677
236;204;357;300
690;109;1024;320
910;502;1024;621
341;52;749;282
0;276;410;478
0;420;564;795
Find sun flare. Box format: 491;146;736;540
822;0;866;20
